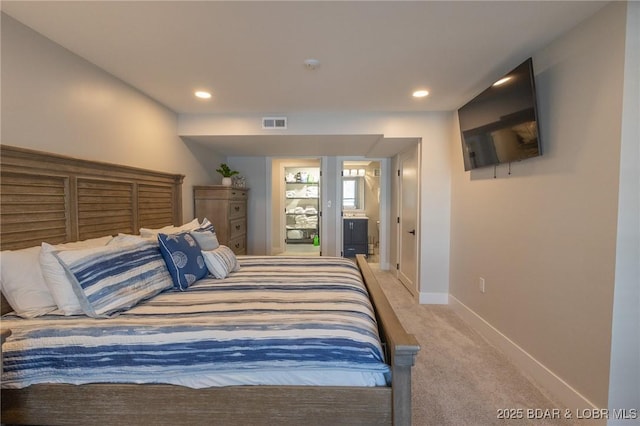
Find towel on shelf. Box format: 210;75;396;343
287;230;304;239
306;186;318;197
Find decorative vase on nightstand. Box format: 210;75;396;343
216;163;239;187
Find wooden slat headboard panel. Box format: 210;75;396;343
0;145;185;314
77;178;135;239
138;184;179;230
1;172;69;248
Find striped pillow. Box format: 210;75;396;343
54;240;173;318
197;218;216;233
202;245;240;279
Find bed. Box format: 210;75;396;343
0;145;420;425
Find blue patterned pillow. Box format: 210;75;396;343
54;240;173;318
157;232;207;291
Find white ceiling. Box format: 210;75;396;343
1;1;608;157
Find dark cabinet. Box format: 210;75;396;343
343;218;368;257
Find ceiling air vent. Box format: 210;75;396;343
262;117;287;129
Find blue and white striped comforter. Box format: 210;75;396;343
1;256;390;389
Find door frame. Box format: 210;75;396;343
268;157;323;255
337;157;389;267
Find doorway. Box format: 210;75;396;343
341;160;381;263
270;158;321;256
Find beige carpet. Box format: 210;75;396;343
369;264;577;426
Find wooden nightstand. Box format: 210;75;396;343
193;186;249;255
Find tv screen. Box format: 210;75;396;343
458;58;542;171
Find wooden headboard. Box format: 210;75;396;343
1;145;185;313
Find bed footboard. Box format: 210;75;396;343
1;384;392;426
356;255;420;425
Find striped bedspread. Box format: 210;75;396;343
1;256;390;389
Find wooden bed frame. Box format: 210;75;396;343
0;145;420;425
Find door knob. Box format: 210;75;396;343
408;229;416;235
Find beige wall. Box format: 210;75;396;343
180;112;452;297
449;2;627;408
1;14;221;221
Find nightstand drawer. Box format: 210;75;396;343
228;236;246;255
229;218;246;239
228;189;248;200
229;201;246;219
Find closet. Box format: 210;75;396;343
284;167;320;246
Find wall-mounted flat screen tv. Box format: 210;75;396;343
458;58;542;171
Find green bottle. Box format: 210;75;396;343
313;235;319;246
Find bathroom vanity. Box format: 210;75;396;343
343;217;368;257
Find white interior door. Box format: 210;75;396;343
398;146;419;296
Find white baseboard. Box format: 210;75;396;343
449;295;602;418
419;292;449;304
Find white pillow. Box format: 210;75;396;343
39;236;113;315
0;246;57;318
139;218;200;238
109;233;155;246
202;245;240;279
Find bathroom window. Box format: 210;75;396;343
343;177;364;210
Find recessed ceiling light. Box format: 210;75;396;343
492;77;512;87
412;90;429;98
195;91;212;99
304;58;321;70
